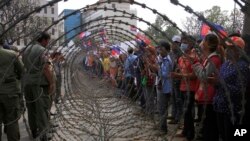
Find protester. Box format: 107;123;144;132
51;52;64;104
213;36;250;141
168;35;183;124
134;42;146;109
157;41;172;133
194;39;204;123
102;51;110;79
124;47;137;98
193;33;222;141
142;47;158;118
87;51;95;77
116;54;126;90
171;35;198;141
109;55;118;87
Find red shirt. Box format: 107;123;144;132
178;56;198;92
195;54;222;104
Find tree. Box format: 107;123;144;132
204;6;229;26
145;15;164;39
182;13;203;38
0;0;50;45
165;25;179;39
145;15;179;44
183;6;244;38
227;8;244;33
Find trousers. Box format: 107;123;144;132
24;85;50;138
0;95;20;141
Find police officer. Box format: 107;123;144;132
22;32;56;141
0;37;24;141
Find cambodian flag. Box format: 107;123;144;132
200;22;227;39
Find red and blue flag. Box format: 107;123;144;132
200;22;227;39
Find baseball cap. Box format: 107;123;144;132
172;35;181;43
226;36;245;49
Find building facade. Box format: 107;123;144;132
58;9;81;46
15;0;59;49
82;0;137;45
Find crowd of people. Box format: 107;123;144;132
83;33;250;141
0;32;63;141
1;29;250;141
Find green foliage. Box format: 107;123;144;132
145;15;180;44
164;25;179;40
182;13;203;39
183;6;244;38
204;6;229;26
0;0;51;45
227;8;244;33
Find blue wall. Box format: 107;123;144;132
63;9;81;42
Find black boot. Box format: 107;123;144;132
31;130;38;139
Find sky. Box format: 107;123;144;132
58;0;238;30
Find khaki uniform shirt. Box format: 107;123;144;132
22;42;50;86
0;46;24;94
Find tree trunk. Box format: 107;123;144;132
242;0;250;55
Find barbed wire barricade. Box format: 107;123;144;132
1;0;250;141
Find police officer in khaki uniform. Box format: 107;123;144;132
0;37;24;141
22;32;56;141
